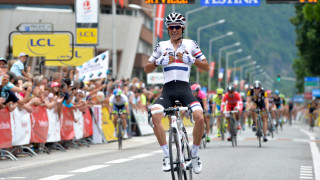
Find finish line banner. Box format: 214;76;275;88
201;0;260;6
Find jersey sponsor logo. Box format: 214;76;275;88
193;40;200;49
154;43;160;52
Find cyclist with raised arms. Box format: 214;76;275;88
212;88;224;137
220;85;243;141
144;12;209;174
246;81;270;142
191;84;210;142
109;88;130;139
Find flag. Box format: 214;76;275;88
227;69;232;83
155;5;166;39
218;68;224;82
234;76;239;88
240;80;245;90
209;62;215;78
114;0;124;8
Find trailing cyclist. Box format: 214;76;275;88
191;83;211;142
144;12;209;174
212;88;224;137
109;88;130;139
240;92;247;131
273;90;284;128
246;81;270;142
221;85;243;141
308;97;318;129
266;89;276;129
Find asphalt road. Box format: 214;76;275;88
0;121;319;180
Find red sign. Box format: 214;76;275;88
83;108;93;138
61;106;75;141
304;92;312;99
209;62;215;78
0;108;12;148
30;106;49;143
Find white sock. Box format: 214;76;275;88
124;129;127;134
191;144;199;158
161;144;169;158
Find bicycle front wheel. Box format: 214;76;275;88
257;116;262;148
182;127;192;180
118;123;122;150
169;128;182;180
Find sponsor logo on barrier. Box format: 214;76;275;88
45;47;94;66
65;120;74;126
39;121;49;127
0;122;10;129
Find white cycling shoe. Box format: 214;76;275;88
123;133;128;139
163;157;170;172
113;131;117;137
192;156;202;174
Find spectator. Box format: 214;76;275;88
0;57;7;76
10;52;31;81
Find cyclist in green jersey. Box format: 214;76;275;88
212;88;224;137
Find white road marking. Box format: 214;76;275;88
300;177;313;179
7;177;26;179
39;174;75;180
128;153;153;159
151;150;163;154
300;129;320;180
69;165;109;173
105;158;133;164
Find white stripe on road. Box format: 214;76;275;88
105;158;133;164
69;165;109;173
39;174;75;180
300;129;320;180
151;150;163;154
7;177;26;179
301;171;314;173
300;177;313;179
128;153;153;159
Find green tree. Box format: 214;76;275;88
290;3;320;93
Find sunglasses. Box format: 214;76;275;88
254;87;260;89
228;91;234;94
192;90;197;93
168;25;182;30
116;95;121;97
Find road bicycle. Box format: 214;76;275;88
148;101;194;180
218;115;226;141
252;109;263;148
267;112;274;138
111;111;127;150
223;110;238;147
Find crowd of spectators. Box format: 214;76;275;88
0;52;162;137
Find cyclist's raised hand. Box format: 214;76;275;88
182;50;195;64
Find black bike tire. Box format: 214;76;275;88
220;117;225;141
203;134;206;148
169;128;182;180
182;127;192;180
118;120;122;150
257;116;262;148
230;117;234;147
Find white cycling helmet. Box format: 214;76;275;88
165;12;185;27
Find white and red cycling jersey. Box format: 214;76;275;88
221;92;243;113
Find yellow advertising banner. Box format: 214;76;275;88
45;47;94;66
101;107;118;142
76;28;98;44
13;34;70;57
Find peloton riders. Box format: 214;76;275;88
144;12;209;174
247;81;270;142
221;85;243;141
191;83;211;142
212;88;224;137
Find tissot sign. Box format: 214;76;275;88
201;0;260;6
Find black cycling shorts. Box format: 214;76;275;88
153;80;199;109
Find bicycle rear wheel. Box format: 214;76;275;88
169;128;182;180
182;127;192;180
